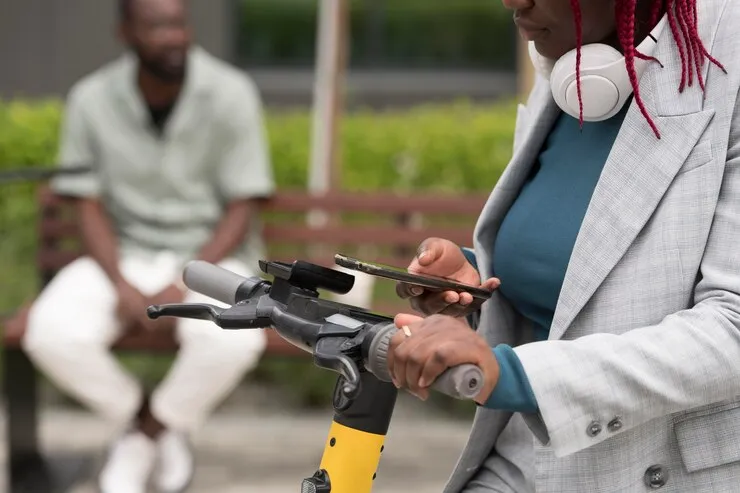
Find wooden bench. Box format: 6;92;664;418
2;185;487;492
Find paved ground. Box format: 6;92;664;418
0;391;475;493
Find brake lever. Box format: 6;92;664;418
148;303;225;323
148;299;274;330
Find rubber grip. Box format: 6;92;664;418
366;323;484;400
182;260;247;305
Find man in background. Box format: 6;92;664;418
21;0;275;491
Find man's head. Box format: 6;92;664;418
118;0;192;83
502;0;725;138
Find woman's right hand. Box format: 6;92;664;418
395;238;499;317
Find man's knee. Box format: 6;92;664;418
23;256;116;358
23;297;106;360
184;324;268;367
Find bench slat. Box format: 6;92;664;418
39;189;489;215
263;225;472;247
264;192;488;215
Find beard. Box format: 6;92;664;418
133;45;187;83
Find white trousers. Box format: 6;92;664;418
22;252;267;433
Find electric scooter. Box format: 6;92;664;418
147;258;484;493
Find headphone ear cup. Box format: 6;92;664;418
549;44;629;121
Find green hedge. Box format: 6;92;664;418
0;98;515;410
237;0;516;69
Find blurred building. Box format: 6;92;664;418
0;0;517;108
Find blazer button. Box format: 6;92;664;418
607;416;623;432
644;465;668;489
586;421;602;437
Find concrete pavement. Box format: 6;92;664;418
0;391;476;492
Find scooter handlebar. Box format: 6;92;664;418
180;260;484;401
182;260;261;305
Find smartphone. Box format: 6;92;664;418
334;253;493;300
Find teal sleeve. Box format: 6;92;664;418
461;246;478;272
482;344;539;413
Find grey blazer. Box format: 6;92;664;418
444;1;740;492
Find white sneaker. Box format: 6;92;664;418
98;430;157;493
153;430;195;492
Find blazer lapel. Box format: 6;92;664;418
548;31;716;340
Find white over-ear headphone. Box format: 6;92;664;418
529;15;668;122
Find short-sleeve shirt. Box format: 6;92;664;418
52;45;275;269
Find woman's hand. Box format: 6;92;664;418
388;313;500;405
396;237;499;317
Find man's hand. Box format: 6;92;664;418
115;280;151;334
395;237;499;317
387;313;500;405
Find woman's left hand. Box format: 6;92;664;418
388;313;500;405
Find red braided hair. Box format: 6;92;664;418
570;0;726;139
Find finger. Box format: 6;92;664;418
394;313;424;328
417;341;459;389
416;291;459;315
404;334;447;399
438;303;474;317
458;292;474;306
386;329;407;387
390;326;426;391
415;387;430;401
408;295;429;315
481;277;501;291
396;282;425;300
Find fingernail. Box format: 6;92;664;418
417;250;428;261
410;286;424;296
418;377;428;388
392;378;400;388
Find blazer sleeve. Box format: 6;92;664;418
512;88;740;458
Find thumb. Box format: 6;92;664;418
414;238;446;268
394;313;424;328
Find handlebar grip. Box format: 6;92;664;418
365;323;484;400
182;260;249;305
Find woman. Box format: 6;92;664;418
389;0;739;491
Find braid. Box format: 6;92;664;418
570;0;584;127
666;2;689;92
618;0;662;138
568;0;725;139
677;0;696;88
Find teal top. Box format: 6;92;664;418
476;104;630;413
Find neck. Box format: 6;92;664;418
634;0;658;43
604;0;659;54
137;69;182;108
